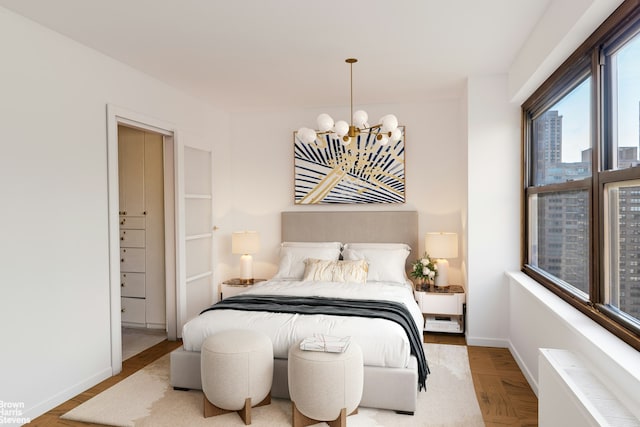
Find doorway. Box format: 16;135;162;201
106;104;215;375
106;105;178;375
118;125;168;359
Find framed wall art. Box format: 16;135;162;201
294;127;405;204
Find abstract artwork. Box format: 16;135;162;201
294;127;405;204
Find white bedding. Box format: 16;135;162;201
182;279;423;369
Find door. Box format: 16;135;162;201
177;146;214;331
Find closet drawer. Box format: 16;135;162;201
120;248;145;272
119;216;146;230
120;272;145;298
121;297;145;325
119;229;145;248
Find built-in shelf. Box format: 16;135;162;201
185;193;212;199
186;233;213;241
186;271;212;284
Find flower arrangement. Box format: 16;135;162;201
410;252;438;289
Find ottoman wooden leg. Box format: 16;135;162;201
204;395;228;418
238;398;251;425
292;401;357;427
204;393;272;425
238;394;272;425
204;397;251;425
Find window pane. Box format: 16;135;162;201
605;181;640;324
528;190;590;295
532;78;592;186
610;32;640;170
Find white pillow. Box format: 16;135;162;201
342;243;411;283
303;258;368;284
273;242;342;280
342;242;410;250
282;241;342;248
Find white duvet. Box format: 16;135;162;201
182;279;423;369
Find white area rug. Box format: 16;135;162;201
62;343;484;426
122;328;167;361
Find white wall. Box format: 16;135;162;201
509;0;624;104
466;75;521;347
0;8;226;423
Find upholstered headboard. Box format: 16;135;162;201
281;211;419;272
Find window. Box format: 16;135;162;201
605;181;640;325
608;32;640;170
523;1;640;349
527;76;592;297
528;190;590;295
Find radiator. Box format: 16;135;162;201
538;348;640;427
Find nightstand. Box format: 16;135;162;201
414;285;466;334
220;278;266;300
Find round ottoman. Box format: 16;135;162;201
201;329;273;425
288;341;363;427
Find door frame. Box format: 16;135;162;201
106;104;181;374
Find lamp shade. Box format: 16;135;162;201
425;232;458;259
231;231;260;255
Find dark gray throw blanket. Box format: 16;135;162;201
200;294;429;391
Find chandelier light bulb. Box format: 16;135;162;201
334;120;349;137
316;113;334;132
377;133;389;145
380;114;399;133
297;127;317;144
352;110;368;128
389;127;402;144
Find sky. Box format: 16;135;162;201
552;34;640;163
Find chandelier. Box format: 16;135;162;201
296;58;401;146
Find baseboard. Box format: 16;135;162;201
465;335;509;348
508;339;539;396
22;367;112;422
121;321;144;328
145;322;167;330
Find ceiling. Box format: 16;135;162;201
0;0;551;112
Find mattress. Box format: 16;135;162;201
182;279;423;369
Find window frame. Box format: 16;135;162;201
522;0;640;351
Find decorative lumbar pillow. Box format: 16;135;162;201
273;242;342;280
303;259;368;284
342;243;411;283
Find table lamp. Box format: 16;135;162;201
425;232;458;287
232;231;260;283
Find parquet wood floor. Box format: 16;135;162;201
30;334;538;426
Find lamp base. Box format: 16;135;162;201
239;254;253;282
434;259;449;287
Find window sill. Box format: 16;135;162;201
507;271;640;411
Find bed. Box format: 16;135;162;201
170;211;425;414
